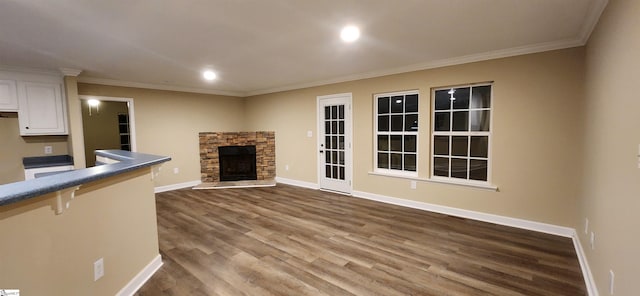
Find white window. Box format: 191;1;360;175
374;91;419;175
432;84;492;183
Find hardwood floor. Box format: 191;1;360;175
134;184;586;295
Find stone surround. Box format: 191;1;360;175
199;132;275;183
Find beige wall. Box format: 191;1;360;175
245;47;585;228
0;168;159;295
0;113;69;184
580;0;640;294
77;84;245;187
65;75;87;169
81;100;129;167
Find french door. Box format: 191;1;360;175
317;93;352;194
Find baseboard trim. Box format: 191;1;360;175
116;254;163;296
572;231;599;296
154;180;201;193
275;177;320;190
352;190;573;237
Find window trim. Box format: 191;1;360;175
429;83;494;186
373;89;420;177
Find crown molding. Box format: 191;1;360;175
244;37;585;97
0;64;63;77
77;77;245;97
579;0;609;44
59;68;83;77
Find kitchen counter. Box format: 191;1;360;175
0;150;171;206
23;155;74;169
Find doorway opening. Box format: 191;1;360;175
79;96;136;167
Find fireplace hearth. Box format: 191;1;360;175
198;131;275;188
219;145;257;181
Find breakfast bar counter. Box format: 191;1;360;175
0;150;170;295
0;150;170;206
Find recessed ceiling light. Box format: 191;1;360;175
202;70;217;81
340;25;360;42
87;99;100;107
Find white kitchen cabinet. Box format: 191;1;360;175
0;79;18;111
17;81;68;135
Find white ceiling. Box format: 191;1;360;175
0;0;607;97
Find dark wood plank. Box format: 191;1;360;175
135;184;586;295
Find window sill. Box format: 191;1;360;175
367;171;498;191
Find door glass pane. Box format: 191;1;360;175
451;158;468;179
469;159;488;181
325;121;330;134
405;114;418;131
404;135;416;153
325;152;331;164
391;96;404;113
326;165;331;178
405;94;418;112
434;112;450;131
325;136;331;149
471;86;491;108
378;135;389;151
434;157;449;176
331;121;337;134
339;121;344;134
339;166;345;180
378;115;389;131
332;166;338;179
390;153;402;170
378;97;390;114
331;106;338;119
434;90;450;110
339;136;345;149
452;87;470;109
452;111;469;131
332;151;338;164
339;105;344;119
434;136;449;155
391;115;403;131
404;154;416;171
325;106;330;119
378;153;389;169
339;151;344;165
470;110;490;131
390;135;402;152
330;136;337;150
451;136;468;156
470;136;489;158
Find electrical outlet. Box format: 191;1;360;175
285;165;289;171
306;130;313;138
44;146;53;154
584;218;589;235
590;232;595;250
173;167;179;174
609;270;615;295
410;180;417;189
94;258;104;281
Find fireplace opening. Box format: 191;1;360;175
218;145;257;181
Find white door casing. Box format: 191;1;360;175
317;93;352;194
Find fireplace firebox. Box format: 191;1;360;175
218;145;257;181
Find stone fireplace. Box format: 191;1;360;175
199;131;275;186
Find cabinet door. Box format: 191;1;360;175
0;79;18;111
17;82;68;135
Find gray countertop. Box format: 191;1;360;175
0;150;171;206
23;155;74;169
